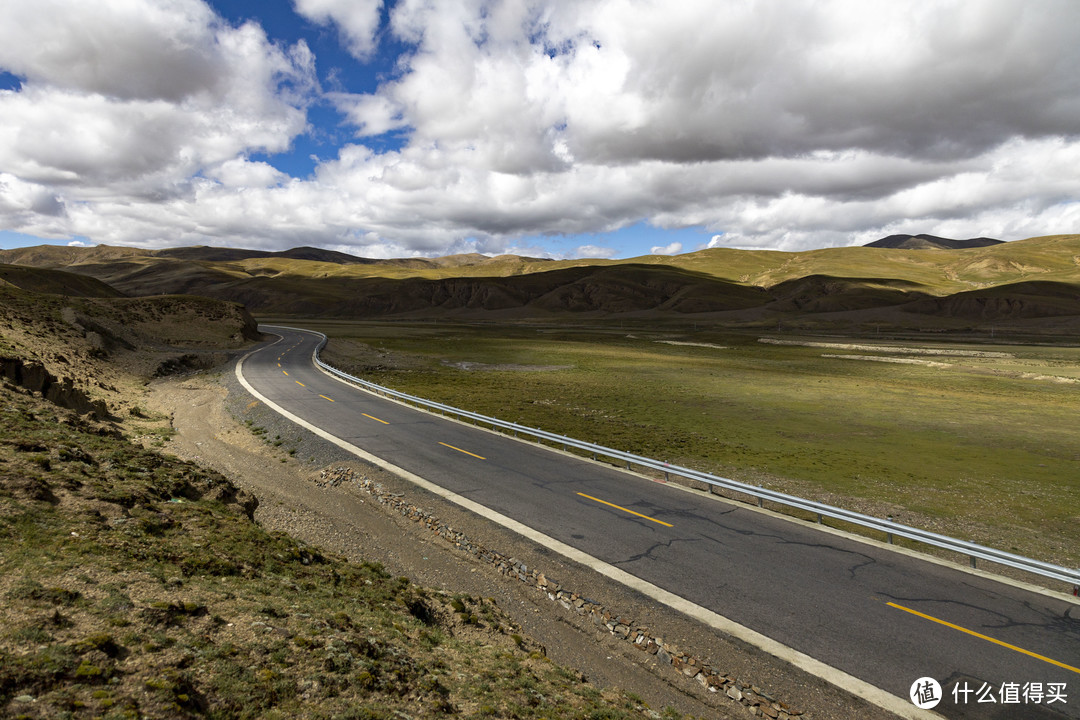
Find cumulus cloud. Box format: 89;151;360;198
650;242;682;255
0;0;314;203
1;0;1079;256
574;245;617;259
292;0;383;59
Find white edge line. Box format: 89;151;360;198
237;341;939;720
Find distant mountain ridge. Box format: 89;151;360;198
865;234;1003;250
1;234;1078;332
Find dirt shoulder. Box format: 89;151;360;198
144;362;892;720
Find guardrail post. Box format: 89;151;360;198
970;556;977;569
816;513;822;524
887;533;893;544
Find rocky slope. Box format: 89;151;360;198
0;278;704;720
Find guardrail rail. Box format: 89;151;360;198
268;325;1080;590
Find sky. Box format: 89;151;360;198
1;0;1079;260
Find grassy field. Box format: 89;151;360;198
313;319;1080;573
0;382;655;719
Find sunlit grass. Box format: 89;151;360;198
318;321;1080;566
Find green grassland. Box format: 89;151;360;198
315;321;1080;572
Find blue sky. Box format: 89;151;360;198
0;1;1078;259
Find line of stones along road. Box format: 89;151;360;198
318;466;804;720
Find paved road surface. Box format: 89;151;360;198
239;327;1080;719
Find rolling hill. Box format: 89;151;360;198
863;234;1004;250
2;235;1078;333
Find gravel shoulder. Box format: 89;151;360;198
143;358;891;720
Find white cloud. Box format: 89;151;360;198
0;0;314;201
208;158;288;189
650;242;682;255
574;244;617;259
292;0;383;59
2;0;1080;256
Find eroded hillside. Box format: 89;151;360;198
3;235;1079;332
0;280;659;720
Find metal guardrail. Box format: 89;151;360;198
267;325;1080;589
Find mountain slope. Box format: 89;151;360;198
3;235;1079;330
0;264;126;298
0;281;653;720
864;234;1004;250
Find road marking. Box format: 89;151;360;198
277;363;281;367
282;370;288;376
439;441;485;460
362;413;389;425
295;380;305;387
319;395;335;402
577;492;674;527
887;602;1080;675
241;340;934;720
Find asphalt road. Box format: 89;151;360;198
241;326;1080;719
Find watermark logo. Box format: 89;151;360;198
910;677;942;709
909;677;1068;708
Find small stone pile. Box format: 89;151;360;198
317;465;803;719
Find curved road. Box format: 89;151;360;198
240;326;1080;719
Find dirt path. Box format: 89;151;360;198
144;369;883;720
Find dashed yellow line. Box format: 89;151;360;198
295;380;305;387
282;370;288;376
576;492;673;527
362;413;389;425
319;395;334;402
887;602;1080;674
439;442;485;460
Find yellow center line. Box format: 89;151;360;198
576;492;673;527
886;602;1080;675
295;380;305;387
438;441;485;460
277;363;281;367
282;370;288;376
319;395;334;402
362;413;389;425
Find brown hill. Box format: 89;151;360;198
0;280;260;407
3;235;1079;332
902;281;1080;320
764;276;930;313
864;234;1003;250
0;264;126;298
